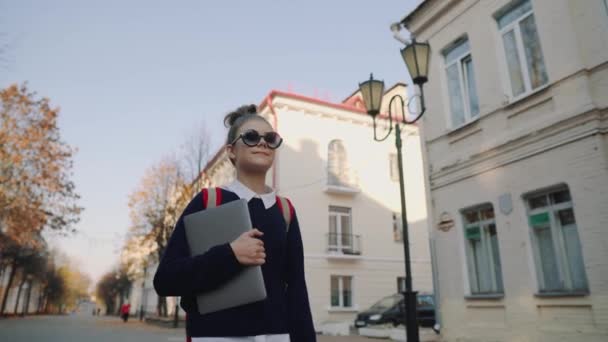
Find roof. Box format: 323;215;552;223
401;0;432;28
258;89;367;115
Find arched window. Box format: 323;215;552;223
328;139;349;187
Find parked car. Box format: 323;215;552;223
354;292;436;328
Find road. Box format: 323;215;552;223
0;310;379;342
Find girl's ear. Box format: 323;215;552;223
226;144;236;162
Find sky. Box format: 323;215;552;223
1;0;421;284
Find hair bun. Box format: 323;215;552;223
224;104;258;127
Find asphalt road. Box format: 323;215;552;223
0;310;381;342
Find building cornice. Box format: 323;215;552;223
429;108;607;190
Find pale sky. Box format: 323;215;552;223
1;0;421;284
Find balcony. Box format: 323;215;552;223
326;233;362;259
325;170;360;195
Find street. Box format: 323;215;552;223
0;313;378;342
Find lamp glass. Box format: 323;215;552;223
359;76;385;116
401;41;430;85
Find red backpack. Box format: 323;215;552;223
201;187;294;231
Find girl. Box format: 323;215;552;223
153;104;316;342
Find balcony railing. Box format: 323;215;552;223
326;233;362;255
325;170;360;195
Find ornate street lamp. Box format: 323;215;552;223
358;37;430;342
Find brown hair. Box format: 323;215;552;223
224;104;272;165
224;104;271;145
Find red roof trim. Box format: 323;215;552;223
258;90;368;115
258;89;397;121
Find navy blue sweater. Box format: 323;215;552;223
153;189;316;341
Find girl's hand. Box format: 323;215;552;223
230;229;266;266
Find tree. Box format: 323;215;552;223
43;266;66;314
0;83;82;248
179;123;211;199
12;251;47;315
0;239;41;315
96;268;130;316
127;157;186;317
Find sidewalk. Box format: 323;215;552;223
134;315;440;341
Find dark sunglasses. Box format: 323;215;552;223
231;129;283;149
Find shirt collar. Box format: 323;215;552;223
222;179;276;209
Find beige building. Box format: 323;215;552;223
192;86;433;334
401;0;608;341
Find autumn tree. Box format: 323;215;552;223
0;83;82;247
96;268;130;316
0;238;42;315
127;157;186;316
121;119;211;317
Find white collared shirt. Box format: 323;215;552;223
221;179;277;210
199;180;289;342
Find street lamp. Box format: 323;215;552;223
358;38;430;342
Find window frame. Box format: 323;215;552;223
327;139;349;187
442;37;480;128
495;0;548;102
330;275;354;309
329;206;353;253
461;204;504;295
524;187;589;294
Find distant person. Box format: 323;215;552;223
120;303;131;322
97;308;101;316
153;104;316;341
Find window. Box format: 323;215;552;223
397;277;406;293
417;294;434;308
443;38;480;127
462;205;504;294
331;276;353;308
329;206;353;253
525;187;588;293
328;140;350;187
389;153;399;182
496;0;548;99
393;212;403;242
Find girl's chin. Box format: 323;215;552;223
241;162;272;174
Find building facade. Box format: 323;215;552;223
402;0;608;340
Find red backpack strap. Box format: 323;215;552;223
276;196;294;232
202;187;222;208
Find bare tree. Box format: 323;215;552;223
179;122;212;198
128;156;185;317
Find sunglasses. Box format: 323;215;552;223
231;129;283;149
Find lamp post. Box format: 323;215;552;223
358;38;430;342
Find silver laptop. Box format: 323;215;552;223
183;198;267;315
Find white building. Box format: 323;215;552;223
0;265;44;316
140;86;434;334
401;0;608;340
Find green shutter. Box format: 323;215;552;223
529;212;550;227
466;226;481;240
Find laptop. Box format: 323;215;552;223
183;198;267;315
